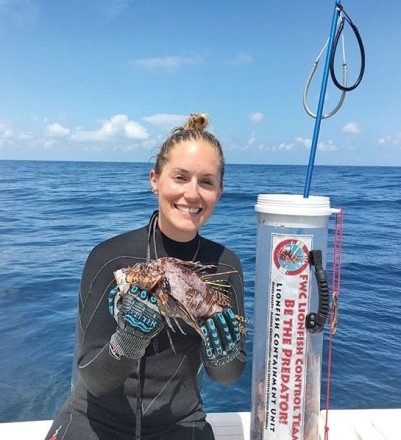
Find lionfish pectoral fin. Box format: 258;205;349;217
158;293;202;337
172;318;187;335
174;259;216;273
165;326;177;355
164;316;176;332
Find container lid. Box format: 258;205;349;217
255;194;339;216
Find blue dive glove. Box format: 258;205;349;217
200;307;243;368
108;285;164;359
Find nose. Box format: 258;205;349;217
184;180;200;201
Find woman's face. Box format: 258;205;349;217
150;140;223;242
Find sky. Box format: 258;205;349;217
0;0;400;166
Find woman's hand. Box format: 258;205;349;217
200;307;243;368
108;285;164;359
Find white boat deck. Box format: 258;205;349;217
0;409;400;439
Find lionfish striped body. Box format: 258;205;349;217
113;257;238;338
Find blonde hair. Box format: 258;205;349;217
154;113;225;183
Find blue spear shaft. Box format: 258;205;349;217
304;0;342;198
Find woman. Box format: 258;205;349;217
46;114;246;440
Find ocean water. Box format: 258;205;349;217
0;160;400;423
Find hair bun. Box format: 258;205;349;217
183;113;210;131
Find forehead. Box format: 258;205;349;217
166;140;221;171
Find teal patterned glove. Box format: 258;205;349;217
200;307;243;368
108;285;163;359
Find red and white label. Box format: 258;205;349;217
263;233;313;439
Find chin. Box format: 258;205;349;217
177;220;199;234
174;218;204;238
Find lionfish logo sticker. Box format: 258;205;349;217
273;238;309;275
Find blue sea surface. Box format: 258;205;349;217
0;160;400;422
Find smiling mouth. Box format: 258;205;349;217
175;205;202;214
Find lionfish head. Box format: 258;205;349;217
125;261;163;291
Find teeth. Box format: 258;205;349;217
177;205;201;214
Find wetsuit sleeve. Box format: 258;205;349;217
75;242;139;397
203;250;247;384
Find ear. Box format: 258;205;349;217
149;169;159;195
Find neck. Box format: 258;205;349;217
148;212;201;261
156;212;198;243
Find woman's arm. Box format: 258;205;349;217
75;242;139;397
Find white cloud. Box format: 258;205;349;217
249;112;264;123
0;121;14;138
378;135;390;145
378;132;401;147
342;122;362;134
46;123;70;138
0;121;39;149
18;132;34;140
247;133;257;147
317;139;337;151
124;120;147;139
254;140;295;152
132;54;204;72
294;136;337;151
71;114;149;142
295;137;311;148
277;142;295;151
142;114;186;129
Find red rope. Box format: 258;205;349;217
324;208;344;440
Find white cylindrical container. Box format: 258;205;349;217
251;194;338;440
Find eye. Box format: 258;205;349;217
174;175;187;182
201;178;218;188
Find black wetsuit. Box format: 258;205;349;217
46;215;246;440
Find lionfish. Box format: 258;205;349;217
113;256;246;339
